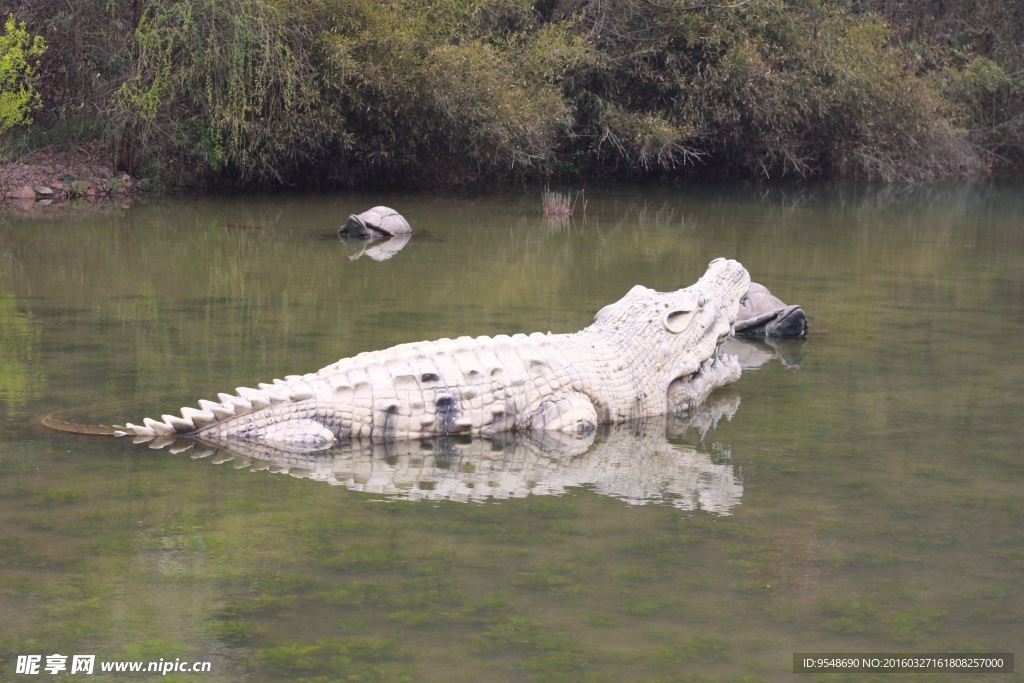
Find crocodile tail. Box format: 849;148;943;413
40;414;123;436
123;379;316;437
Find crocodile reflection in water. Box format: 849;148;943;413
138;393;745;513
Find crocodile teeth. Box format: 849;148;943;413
143;417;174;436
162;414;195;433
181;406;217;428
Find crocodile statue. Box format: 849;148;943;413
115;258;750;451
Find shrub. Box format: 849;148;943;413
0;14;47;137
558;0;983;180
935;55;1024;171
7;0;1021;185
109;0;347;185
316;0;586;185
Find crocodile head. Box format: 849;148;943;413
590;257;751;411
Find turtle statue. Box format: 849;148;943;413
735;283;808;337
338;206;412;239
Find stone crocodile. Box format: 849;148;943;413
134;394;744;512
118;258;751;451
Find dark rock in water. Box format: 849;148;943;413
735;283;808;337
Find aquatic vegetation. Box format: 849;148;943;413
822;599;879;636
254;638;413;681
317;544;402;573
542;188;583;217
513;558;600;596
477;615;576;655
0;534;74;569
623;597;680;616
885;607;947;643
612;567;656;584
204;618;258;644
652;635;734;667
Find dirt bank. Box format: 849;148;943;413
0;144;140;206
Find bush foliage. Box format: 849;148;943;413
0;14;47;137
6;0;1023;186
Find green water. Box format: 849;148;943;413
1;183;1022;681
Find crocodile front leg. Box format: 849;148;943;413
522;391;599;436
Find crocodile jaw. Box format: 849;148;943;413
666;257;749;408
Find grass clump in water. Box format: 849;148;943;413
542;188;585;217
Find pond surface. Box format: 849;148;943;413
1;183;1022;681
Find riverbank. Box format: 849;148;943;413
0;143;140;206
6;0;1022;194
